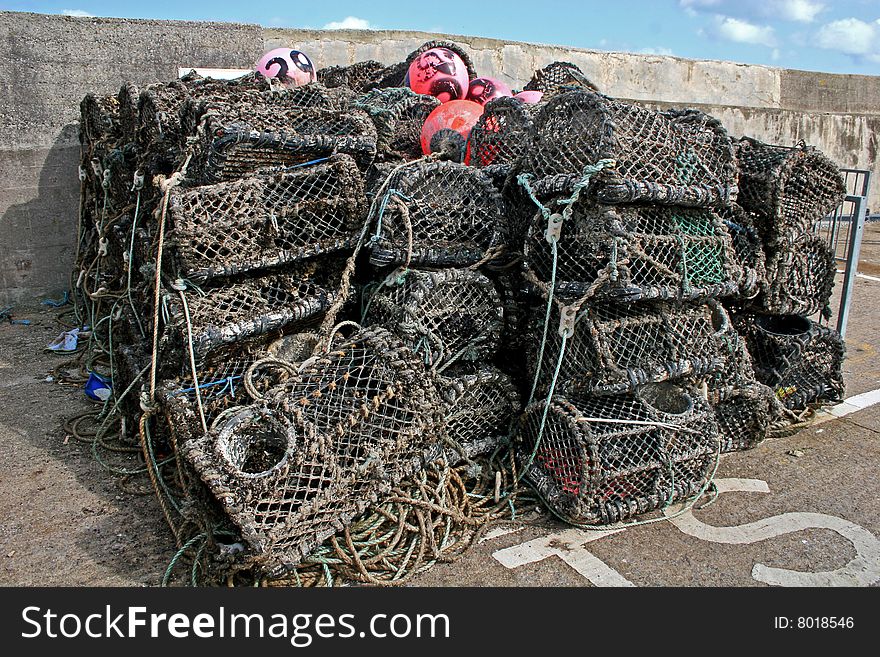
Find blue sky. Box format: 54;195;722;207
3;0;880;75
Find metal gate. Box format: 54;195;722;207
813;168;872;338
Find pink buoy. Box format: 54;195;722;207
466;77;513;105
408;47;470;103
420;100;484;163
255;48;317;87
514;90;544;104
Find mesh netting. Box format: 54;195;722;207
753;231;836;317
517;382;719;525
524;197;744;301
363;268;504;371
710;383;776;452
158;261;343;369
526;298;731;396
117;82;140;144
318;60;388;92
188;94;377;183
735;137;847;244
719;204;767;300
353;88;440;160
439;364;521;462
522;90;738;207
80;92;121;147
523;61;599;97
735;313;845;411
368;160;507;268
181;326;444;573
468;96;536;176
168;155;366;282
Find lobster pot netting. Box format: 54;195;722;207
168;154;366;282
117;82;140;144
753;231;836;317
318;60;388;92
368;160;507;268
719;204;768;297
517;383;720;525
735;313;845;411
523;90;738;207
158;261;343;372
187;96;377;184
181;326;445;572
524;198;745;302
710;383;776;453
439;364;521;462
735;138;846;243
354;88;440;160
363;268;504;371
523;61;599;98
469;97;536;177
526;299;731;396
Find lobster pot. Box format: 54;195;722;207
754;232;836;317
719;205;767;299
158;262;343;372
353;88;440;160
168;155;366;282
363;268;504;371
187;96;377;184
527;299;731;396
735;138;846;243
524;198;743;301
516;383;720;525
368;160;507;268
318;60;387;92
523;90;738;207
136;80;192;171
737;313;845;411
439;364;521;462
469;97;536;177
117;82;140;144
711;383;776;453
181;327;445;572
522;61;599;98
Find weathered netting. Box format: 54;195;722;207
188;95;377;183
523;197;745;301
753;231;836;317
710;383;776;452
439;364;521;462
168;155;366;282
522;90;738;207
353;88;440;160
318;60;388;92
517;382;720;525
117;82;140;144
181;326;445;574
523;61;599;97
526;298;731;396
158;262;343;369
80;92;121;148
468;97;536;176
735;313;845;411
363;268;503;371
368;160;507;268
735;137;846;243
719;204;767;299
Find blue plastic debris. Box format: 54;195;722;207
85;371;112;402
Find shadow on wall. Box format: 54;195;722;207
0;124;82;307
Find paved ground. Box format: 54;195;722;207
1;226;879;587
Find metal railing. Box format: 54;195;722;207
813;168;872;338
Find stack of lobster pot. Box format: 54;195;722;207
729;138;847;414
352;56;520;464
510;87;781;526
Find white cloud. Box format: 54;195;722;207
62;9;93;17
680;0;825;23
715;16;777;47
639;47;676;56
816;17;879;56
771;48;781;60
322;16;373;30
